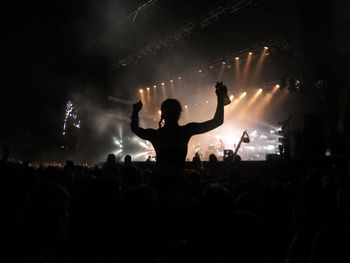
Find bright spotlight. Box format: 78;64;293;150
229;95;234;100
258;88;263;93
205;100;209;104
146;87;150;91
161;82;165;86
114;149;122;155
158;110;161;115
248;52;253;55
184;105;188;109
222;61;226;65
178;76;181;80
139;89;143;93
153;85;156;88
264;46;268;50
235;57;239;60
276;84;280;88
170;79;173;83
198;69;202;73
241;92;247;97
139;141;148;149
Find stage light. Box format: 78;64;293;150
178;76;181;80
242;92;247;97
139;141;148;149
222;61;226;65
161;82;165;86
258;88;263;93
170;79;173;83
139;89;143;93
230;95;234;100
264;46;268;50
276;84;280;88
249;52;253;55
206;100;209;104
184;105;188;109
146;87;150;91
198;69;202;73
235;57;239;60
158;110;161;115
209;65;214;69
153;85;156;88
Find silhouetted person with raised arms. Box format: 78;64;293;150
131;82;227;180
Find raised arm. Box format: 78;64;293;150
130;100;155;140
185;82;226;135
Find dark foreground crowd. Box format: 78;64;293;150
1;151;350;263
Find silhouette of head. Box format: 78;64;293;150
107;153;116;163
159;99;182;127
209;154;218;163
124;154;132;165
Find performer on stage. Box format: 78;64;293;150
130;82;227;177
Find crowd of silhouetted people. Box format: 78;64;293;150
1;146;350;263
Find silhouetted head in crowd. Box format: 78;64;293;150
124;154;132;165
159;98;182;128
106;153;116;164
209;153;218;163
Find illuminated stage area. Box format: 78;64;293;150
107;46;296;162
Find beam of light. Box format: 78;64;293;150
169;79;175;97
113;149;123;156
180;104;191;125
218;61;226;80
269;87;289;109
139;88;145;105
235;57;241;89
161;82;167;100
139;141;149;149
240;91;247;98
247;88;262;106
236;89;263;120
252;47;268;81
113;137;123;146
132;151;150;161
251;85;280;119
241;52;253;86
118;125;123;140
146;86;151;103
226;91;246;114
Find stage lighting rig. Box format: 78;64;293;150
113;0;253;68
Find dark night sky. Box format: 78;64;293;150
0;0;347;160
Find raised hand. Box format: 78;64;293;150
215;82;228;98
132;100;143;113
